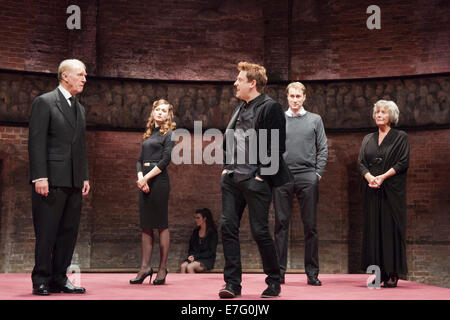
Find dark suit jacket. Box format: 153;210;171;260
28;88;89;188
223;94;292;187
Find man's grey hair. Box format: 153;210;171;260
58;59;86;82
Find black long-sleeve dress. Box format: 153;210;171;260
186;227;218;270
136;127;174;229
358;128;410;280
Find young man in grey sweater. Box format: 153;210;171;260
273;82;328;286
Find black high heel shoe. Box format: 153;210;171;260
153;268;168;285
130;268;153;284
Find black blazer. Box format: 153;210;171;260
186;227;218;270
28;88;89;188
223;94;293;187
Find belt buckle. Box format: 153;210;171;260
143;162;150;167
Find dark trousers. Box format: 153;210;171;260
273;171;319;277
31;186;82;286
221;173;280;288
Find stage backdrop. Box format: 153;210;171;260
0;0;449;288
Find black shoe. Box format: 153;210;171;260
32;284;50;296
130;268;154;284
382;275;398;288
307;275;322;286
219;283;241;299
49;279;86;294
153;268;168;285
261;283;281;298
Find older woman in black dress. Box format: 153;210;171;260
130;99;176;285
358;100;410;288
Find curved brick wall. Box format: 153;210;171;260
0;0;449;288
1;72;449;130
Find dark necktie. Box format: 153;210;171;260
68;96;77;118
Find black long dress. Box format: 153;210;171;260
358;128;410;281
136;127;174;229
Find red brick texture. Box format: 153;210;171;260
0;1;449;80
0;0;449;289
290;0;450;79
0;126;448;288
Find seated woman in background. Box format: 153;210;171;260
180;208;218;273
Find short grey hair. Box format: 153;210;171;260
58;59;86;82
372;100;399;125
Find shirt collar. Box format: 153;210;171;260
286;107;307;117
58;85;73;101
243;93;264;109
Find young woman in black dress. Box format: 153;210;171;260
130;99;176;285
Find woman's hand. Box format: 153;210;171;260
141;184;150;193
373;174;386;187
137;176;150;193
365;173;380;188
373;169;396;188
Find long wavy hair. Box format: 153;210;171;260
143;99;176;140
195;208;217;232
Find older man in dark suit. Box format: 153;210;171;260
28;59;90;295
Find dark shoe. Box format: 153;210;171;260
307;275;322;286
153;268;168;285
280;275;285;284
219;283;241;299
382;275;398;288
130;268;154;284
49;279;86;294
261;283;281;298
32;284;50;296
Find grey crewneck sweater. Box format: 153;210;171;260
283;110;328;177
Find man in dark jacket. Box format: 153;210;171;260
219;62;292;299
28;59;90;295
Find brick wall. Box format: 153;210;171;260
290;0;450;79
0;0;449;289
0;0;69;72
1;71;449;130
0;125;449;287
0;1;449;80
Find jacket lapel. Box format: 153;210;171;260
251;94;272;129
226;103;243;130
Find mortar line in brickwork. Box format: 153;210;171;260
1;123;450;135
406;240;450;245
1;68;449;85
